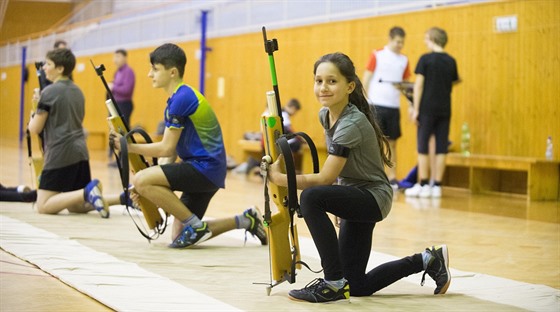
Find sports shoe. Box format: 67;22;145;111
120;189;141;211
421;245;451;294
419;184;432;198
289;278;350;303
405;183;422;197
431;185;442;198
169;222;212;248
84;179;109;218
243;206;267;245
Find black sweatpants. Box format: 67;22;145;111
299;185;424;296
0;184;36;202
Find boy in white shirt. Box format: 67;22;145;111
363;27;411;189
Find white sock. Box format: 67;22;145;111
325;278;347;289
422;250;432;270
183;215;203;228
235;213;251;229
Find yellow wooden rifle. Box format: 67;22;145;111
259;27;320;295
26;62;47;189
91;60;167;241
26;130;43;188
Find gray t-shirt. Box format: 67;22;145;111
319;104;392;219
37;80;88;170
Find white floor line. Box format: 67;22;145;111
229;230;560;312
0;215;241;312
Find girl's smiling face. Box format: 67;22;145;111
314;61;355;109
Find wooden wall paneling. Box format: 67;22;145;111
0;66;23;145
1;0;559;176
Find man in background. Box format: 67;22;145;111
110;49;135;128
363;26;411;190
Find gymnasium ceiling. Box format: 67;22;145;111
0;0;86;43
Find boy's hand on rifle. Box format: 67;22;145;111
31;88;40;111
109;130;124;151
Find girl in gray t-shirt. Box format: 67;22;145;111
268;52;450;303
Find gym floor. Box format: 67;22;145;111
1;141;558;311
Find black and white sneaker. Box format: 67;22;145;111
289;278;350;303
421;245;451;294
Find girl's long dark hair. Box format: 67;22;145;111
314;52;393;167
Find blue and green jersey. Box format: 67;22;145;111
165;84;226;188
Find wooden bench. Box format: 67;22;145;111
444;153;559;201
238;139;263;162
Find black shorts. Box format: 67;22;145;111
417;115;450;154
39;160;91;192
372;105;401;140
161;162;219;219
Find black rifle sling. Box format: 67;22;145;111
26;129;33;159
115;127;159;241
293;132;319;174
275;131;322;281
275;136;298;283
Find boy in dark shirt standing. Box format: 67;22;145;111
406;27;460;198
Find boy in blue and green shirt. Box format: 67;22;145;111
112;43;266;248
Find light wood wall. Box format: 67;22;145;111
1;0;558;178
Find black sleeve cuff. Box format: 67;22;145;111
37;102;51;112
167;114;186;128
328;143;350;158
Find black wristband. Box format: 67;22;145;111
328;143;350;158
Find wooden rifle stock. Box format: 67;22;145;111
261;92;301;287
261;27;301;289
105;99;164;231
91;59;164;234
27;64;47;188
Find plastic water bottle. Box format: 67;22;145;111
461;122;471;156
545;136;553;160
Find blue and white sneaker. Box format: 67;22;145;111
120;189;140;211
84;179;109;218
169;222;212;248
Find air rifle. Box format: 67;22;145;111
259;27;320;295
90;60;167;241
379;78;414;104
26;62;47;188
